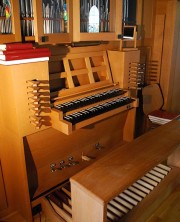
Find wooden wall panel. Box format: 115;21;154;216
0;161;7;211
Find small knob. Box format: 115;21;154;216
68;156;79;166
95;142;103;150
60;160;70;169
50;163;56;172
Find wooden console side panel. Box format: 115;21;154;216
0;61;49;137
108;50;140;88
71;182;106;222
123;106;137;142
0;61;49;221
0;131;32;221
168;145;180;168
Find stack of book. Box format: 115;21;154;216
0;43;51;62
148;110;179;125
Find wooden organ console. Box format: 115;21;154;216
0;49;179;222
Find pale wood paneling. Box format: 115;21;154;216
150;14;165;84
0;161;7;211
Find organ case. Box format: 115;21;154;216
0;49;140;221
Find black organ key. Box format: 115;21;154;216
54;88;126;113
63;115;74;123
47;193;63;209
63;96;134;124
54;189;70;206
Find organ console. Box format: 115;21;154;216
50;50;138;135
0;49;179;222
43;119;180;222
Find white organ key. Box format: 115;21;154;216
158;163;171;172
141;176;158;187
49;200;72;222
133;182;150;194
106;163;171;221
145;172;161;183
107;210;118;221
137;179;154;191
128;186;146;198
63;203;72;215
119;193;138;206
107;203;124;217
150;169;165;179
114;196;134;210
124;189;143;202
68;198;72;206
154;166;168;175
109;199;129;214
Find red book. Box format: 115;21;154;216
0;50;51;61
149;110;179;120
0;43;33;51
0;47;50;55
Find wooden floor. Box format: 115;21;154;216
146;187;180;222
0;211;26;222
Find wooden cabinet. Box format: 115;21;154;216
72;0;123;42
33;0;72;44
33;0;124;44
0;0;21;43
0;0;72;44
0;47;139;221
20;0;124;44
141;0;180;113
0;1;142;45
0;58;50;221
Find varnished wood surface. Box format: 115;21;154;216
0;62;50;220
146;187;180;222
71;118;180;204
26;111;129;198
108;50;140;89
0;161;7;211
0;211;26;222
120;167;180;222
